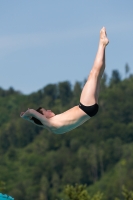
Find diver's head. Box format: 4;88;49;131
36;107;55;118
31;107;55;125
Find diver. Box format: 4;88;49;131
20;27;109;134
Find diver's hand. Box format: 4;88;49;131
20;109;33;120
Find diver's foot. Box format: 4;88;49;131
100;27;109;46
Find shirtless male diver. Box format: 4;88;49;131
20;27;109;134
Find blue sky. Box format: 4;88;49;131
0;1;133;94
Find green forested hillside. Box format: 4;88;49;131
0;70;133;200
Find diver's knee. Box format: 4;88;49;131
88;69;99;81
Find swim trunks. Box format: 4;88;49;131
79;102;99;117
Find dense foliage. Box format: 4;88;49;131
0;69;133;200
62;184;133;200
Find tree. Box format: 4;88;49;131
73;82;82;98
58;81;72;106
109;70;121;86
125;63;130;78
64;184;103;200
0;181;6;193
115;186;133;200
7;87;15;95
44;84;58;102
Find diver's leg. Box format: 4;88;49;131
80;27;109;105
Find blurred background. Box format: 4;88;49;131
0;1;133;200
0;0;133;94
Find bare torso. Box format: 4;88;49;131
46;106;90;134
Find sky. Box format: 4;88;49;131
0;1;133;94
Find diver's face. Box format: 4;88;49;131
40;108;55;118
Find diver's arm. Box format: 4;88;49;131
20;109;51;127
